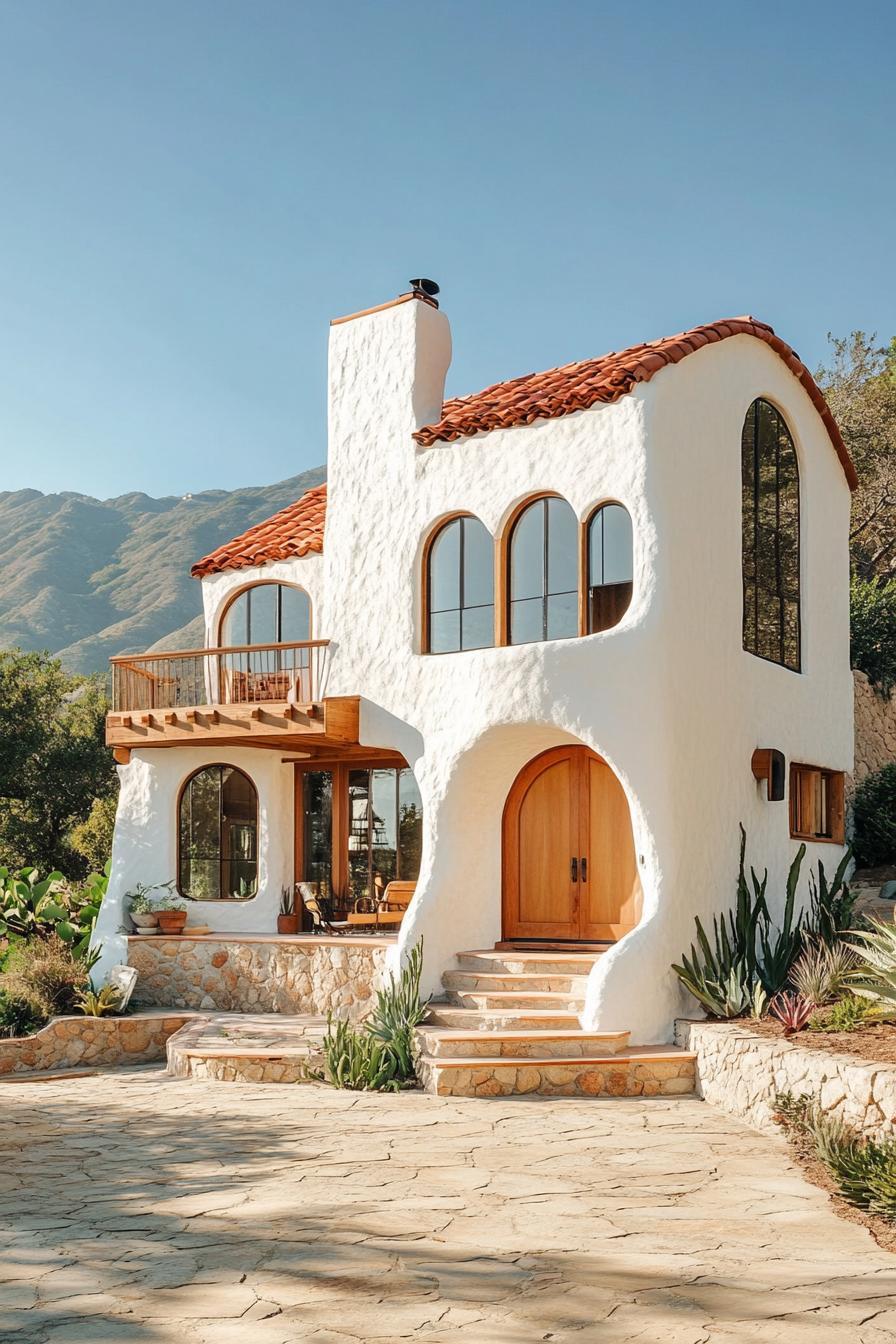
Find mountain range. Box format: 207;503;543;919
0;467;326;675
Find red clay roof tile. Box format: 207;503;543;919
191;484;327;578
413;316;857;490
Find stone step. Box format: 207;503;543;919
456;949;606;976
442;970;590;994
425;1005;584;1031
416;1048;697;1098
446;989;586;1011
416;1025;630;1059
166;1012;327;1084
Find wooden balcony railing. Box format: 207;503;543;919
110;640;331;714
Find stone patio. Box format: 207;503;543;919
2;1067;896;1342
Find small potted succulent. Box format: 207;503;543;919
127;884;164;934
277;886;300;935
154;892;189;934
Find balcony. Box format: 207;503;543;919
106;639;360;757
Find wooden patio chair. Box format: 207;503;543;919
297;883;351;936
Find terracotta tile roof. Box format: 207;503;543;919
413;317;857;490
191;484;327;578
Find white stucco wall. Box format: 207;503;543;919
96;296;853;1042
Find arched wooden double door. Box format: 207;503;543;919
502;746;641;942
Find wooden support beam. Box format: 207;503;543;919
163;712;177;725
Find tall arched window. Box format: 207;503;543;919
221;582;311;647
426;515;494;653
742;399;800;671
508;496;578;644
587;503;633;633
179;765;258;901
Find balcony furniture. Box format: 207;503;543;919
297;883;351;936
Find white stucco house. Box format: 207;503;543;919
94;284;857;1087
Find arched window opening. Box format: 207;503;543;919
427;515;494;653
221;582;311;647
742;399;800;671
587;503;633;633
178;765;258;901
508;496;578;644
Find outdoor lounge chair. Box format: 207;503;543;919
297;883;351;935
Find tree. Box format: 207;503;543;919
816;333;896;581
0;649;118;876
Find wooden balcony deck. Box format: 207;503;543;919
106;639;363;757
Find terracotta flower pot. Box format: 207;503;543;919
277;914;300;935
156;910;188;934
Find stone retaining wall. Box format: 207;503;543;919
0;1011;191;1076
854;668;896;787
127;936;389;1020
675;1019;896;1137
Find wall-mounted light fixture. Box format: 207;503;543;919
751;748;786;802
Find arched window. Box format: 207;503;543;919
742;399;800;671
221;582;311;647
508;496;578;644
178;765;258;901
587;503;633;633
426;515;494;653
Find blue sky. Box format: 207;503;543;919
0;0;894;499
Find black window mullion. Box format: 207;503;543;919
542;499;549;641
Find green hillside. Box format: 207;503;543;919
0;467;326;674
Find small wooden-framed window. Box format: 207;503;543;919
587;502;633;633
790;764;845;844
425;515;494;653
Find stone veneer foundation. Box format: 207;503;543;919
0;1010;192;1076
676;1018;896;1137
126;934;390;1019
415;1051;696;1098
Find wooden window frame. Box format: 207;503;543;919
422;512;495;655
177;763;259;901
217;580;313;647
789;763;845;844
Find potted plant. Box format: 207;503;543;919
154;892;189;934
277;886;300;935
128;888;160;933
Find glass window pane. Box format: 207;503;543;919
546;591;578;641
546;497;577;596
248;584;278;644
371;770;398;895
279;586;311;643
430;520;461;613
461;518;494;610
510;502;545;602
302;770;332;897
510;596;544;645
461;604;494;650
430;609;461;654
180;766;257;901
600;505;632;584
181;857;220;902
783;600;800;671
222;592;249;646
743;581;756;655
588;507;604;587
347;769;371;906
398;769;423;880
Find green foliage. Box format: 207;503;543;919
851;577;896;693
0;934;92;1023
126;880;175;914
0;649;118;878
76;984;123;1017
776;1090;896;1220
312;940;429;1091
673;828;805;1016
0;990;40;1038
0;864;107;956
808;994;878;1033
790;940;857;1006
852;764;896;868
69;794;117;874
847;920;896;1006
769;992;815;1033
805;850;856;946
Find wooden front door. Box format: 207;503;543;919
502;746;641;942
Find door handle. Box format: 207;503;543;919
581;857;587;883
570;857;578;883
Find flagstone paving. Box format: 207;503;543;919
2;1065;896;1342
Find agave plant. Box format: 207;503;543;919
789;940;856;1006
847;921;896;1007
76;984;122;1018
756;844;805;995
367;940;430;1079
311;1015;403;1092
769;991;815;1034
806;848;856;946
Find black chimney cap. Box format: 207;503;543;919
410;278;439;298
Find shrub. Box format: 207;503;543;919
68;793;117;874
0;864;107;955
367;941;429;1078
790;940;856;1005
847;920;896;1006
776;1091;896;1220
76;984;122;1018
808;994;877;1033
853;764;896;868
314;1017;404;1092
769;992;815;1034
851;576;896;694
0;935;92;1022
0;991;40;1038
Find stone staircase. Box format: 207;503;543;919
415;948;696;1098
